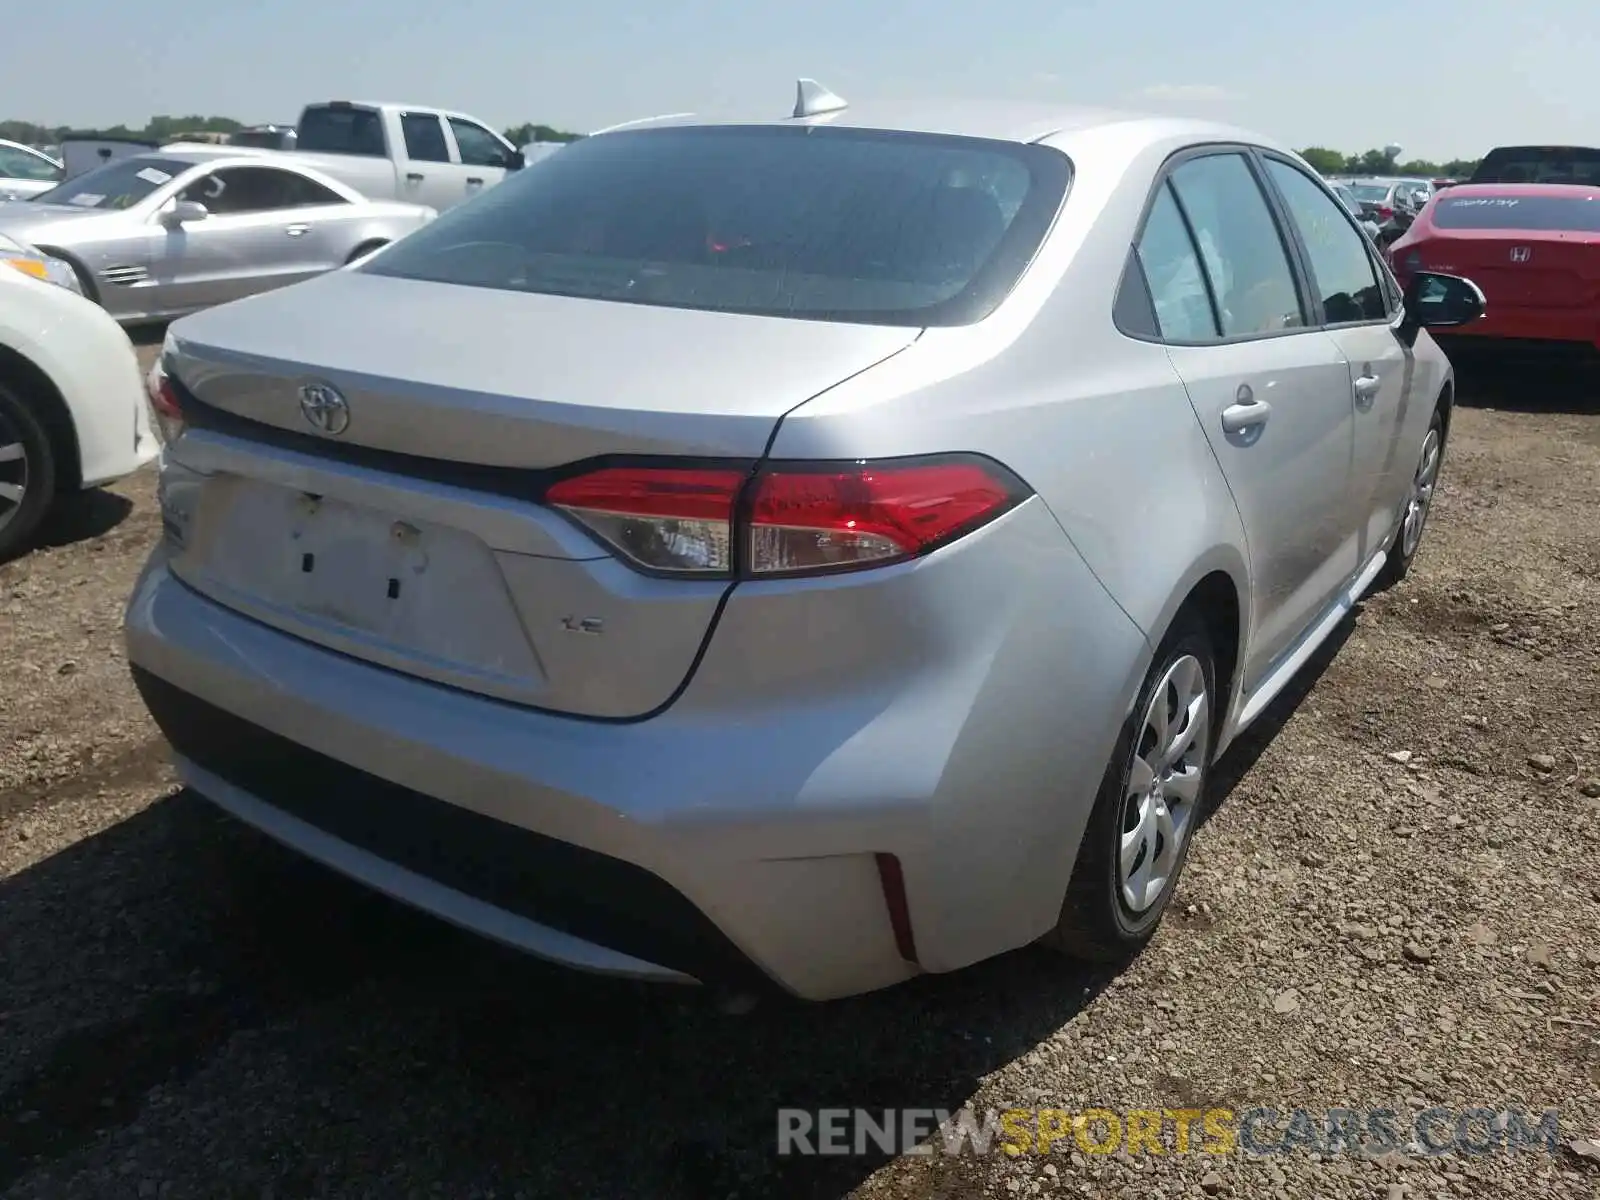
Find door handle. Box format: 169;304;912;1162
405;172;424;183
284;223;309;237
1353;373;1382;404
466;176;484;186
1221;399;1272;435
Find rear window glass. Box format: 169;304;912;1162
295;107;387;156
1349;184;1390;202
360;125;1072;327
1432;194;1600;231
1471;148;1600;186
33;156;187;209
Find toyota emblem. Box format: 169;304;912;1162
298;382;350;436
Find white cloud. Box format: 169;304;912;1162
1136;83;1239;103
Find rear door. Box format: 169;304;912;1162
1259;154;1418;564
395;112;459;211
1139;150;1360;687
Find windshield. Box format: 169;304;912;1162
1471;147;1600;186
360;125;1072;327
33;156;187;210
1432;192;1600;231
1349;184;1390;202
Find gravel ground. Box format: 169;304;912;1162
1;343;1597;1200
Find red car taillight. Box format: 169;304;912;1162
148;370;186;443
1377;205;1394;222
544;455;1030;579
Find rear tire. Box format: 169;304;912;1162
0;381;58;561
1044;612;1217;963
1372;407;1444;593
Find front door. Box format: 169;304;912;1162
1259;155;1422;563
445;117;511;205
1138;152;1361;689
154;166;333;313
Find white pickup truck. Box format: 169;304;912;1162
273;101;525;212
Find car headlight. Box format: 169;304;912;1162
0;242;84;295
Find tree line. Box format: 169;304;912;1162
1;115;582;149
1298;147;1480;178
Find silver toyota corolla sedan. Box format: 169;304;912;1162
125;83;1486;1001
0;148;435;323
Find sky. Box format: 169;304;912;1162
8;0;1597;162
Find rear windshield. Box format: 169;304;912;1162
1432;193;1600;231
32;156;187;209
360;125;1072;326
1349;183;1390;202
295;106;387;156
1470;147;1600;186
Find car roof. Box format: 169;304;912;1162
595;88;1288;154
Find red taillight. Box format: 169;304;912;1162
1377;205;1394;222
147;368;186;442
544;456;1029;578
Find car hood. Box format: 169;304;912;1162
166;268;923;465
0;203;132;244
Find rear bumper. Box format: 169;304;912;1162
1436;307;1600;348
124;498;1149;1001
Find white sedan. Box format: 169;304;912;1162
0;233;158;558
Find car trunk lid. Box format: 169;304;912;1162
1403;229;1600;308
162;270;920;718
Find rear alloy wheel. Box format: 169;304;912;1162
1373;408;1444;591
1045;615;1216;961
0;382;55;561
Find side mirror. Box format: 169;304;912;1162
1402;271;1486;332
162;200;208;226
503;146;525;171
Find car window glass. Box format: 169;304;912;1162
179;167;305;215
296;107;386;156
449;118;506;168
401;114;450;164
361;125;1066;327
279;173;348;207
0;146;59;181
33;156;187;209
1264;160;1386;323
1169;154;1304;337
1135;181;1217;340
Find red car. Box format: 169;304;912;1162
1389;183;1600;352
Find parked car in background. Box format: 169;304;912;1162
59;136;159;180
0;140;64;201
0;232;158;558
283;101;524;211
0;148;436;324
1344;177;1426;244
1468;145;1600;186
229;124;298;150
126;83;1484;1001
1330;181;1383;241
1390;182;1600;358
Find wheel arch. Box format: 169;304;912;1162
0;342;82;491
32;245;99;304
345;238;390;265
1145;554;1249;744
